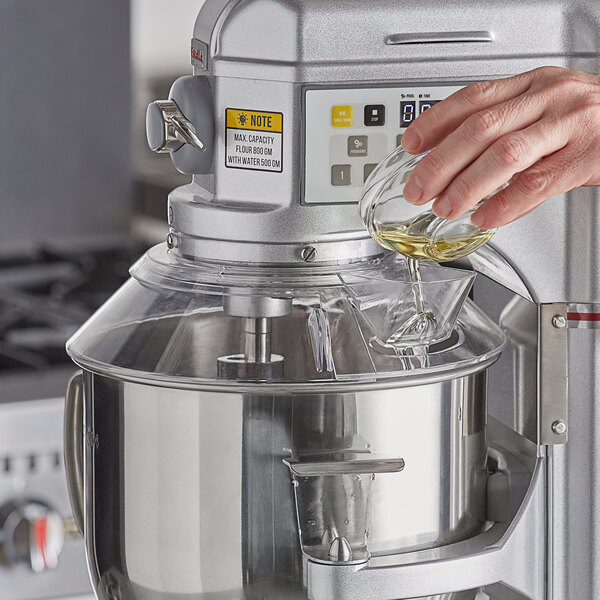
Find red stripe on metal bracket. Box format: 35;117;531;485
568;312;600;322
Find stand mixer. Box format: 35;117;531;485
64;1;600;599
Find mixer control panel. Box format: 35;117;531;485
304;85;463;204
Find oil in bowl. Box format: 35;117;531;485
373;210;494;262
360;147;497;263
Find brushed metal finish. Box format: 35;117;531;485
386;31;495;45
195;0;599;82
64;372;84;536
171;0;600;288
307;445;545;600
497;295;538;443
78;371;488;600
538;304;569;445
548;324;600;599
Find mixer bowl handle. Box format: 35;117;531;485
283;454;405;476
64;371;84;536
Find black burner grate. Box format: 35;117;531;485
0;245;144;373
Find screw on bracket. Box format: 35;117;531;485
552;315;567;329
552;420;567;435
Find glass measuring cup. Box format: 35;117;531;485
359;146;498;262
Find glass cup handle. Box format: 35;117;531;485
64;371;84;536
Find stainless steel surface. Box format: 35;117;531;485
195;0;597;81
164;0;600;276
284;451;406;566
283;454;405;476
547;322;600;599
460;246;533;302
223;295;293;319
163;0;600;276
538;304;569;445
64;372;84;536
243;317;272;364
328;537;353;562
307;426;544;600
493;293;538;443
385;31;494;45
301;246;318;263
75;370;488;599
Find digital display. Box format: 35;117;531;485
400;101;416;127
419;100;441;113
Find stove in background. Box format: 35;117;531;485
0;244;144;600
0;0;133;596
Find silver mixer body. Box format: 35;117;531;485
65;1;600;599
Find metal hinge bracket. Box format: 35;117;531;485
538;303;568;445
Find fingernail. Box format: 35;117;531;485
433;194;452;218
471;210;486;229
403;175;423;203
401;129;421;153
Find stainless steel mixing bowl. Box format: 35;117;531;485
66;369;487;600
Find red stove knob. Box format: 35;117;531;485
0;500;65;572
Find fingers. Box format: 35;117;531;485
395;67;600;228
403;90;547;207
431;118;569;219
401;71;535;154
471;144;593;229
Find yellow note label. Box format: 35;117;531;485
226;109;283;133
225;108;284;172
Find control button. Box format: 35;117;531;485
332;165;352;186
397;134;403;147
364;163;378;182
332;106;353;127
364;105;385;126
348;136;368;157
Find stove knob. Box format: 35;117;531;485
0;500;65;572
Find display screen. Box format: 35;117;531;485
419;100;441;114
400;101;416;127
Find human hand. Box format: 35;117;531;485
401;67;600;229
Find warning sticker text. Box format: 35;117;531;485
225;109;283;173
